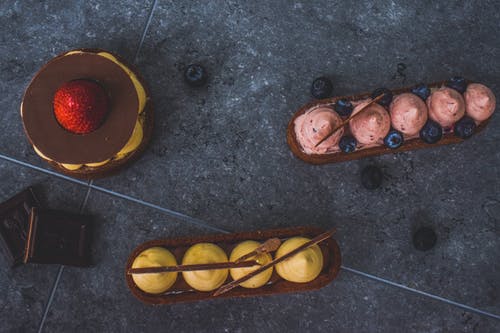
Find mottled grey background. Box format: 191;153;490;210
0;1;499;332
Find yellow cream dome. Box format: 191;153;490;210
182;243;228;291
229;240;273;288
131;247;178;294
275;237;323;283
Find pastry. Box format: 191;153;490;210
287;78;495;164
229;240;273;289
21;49;153;179
131;247;178;294
125;226;341;305
275;237;323;283
181;243;228;291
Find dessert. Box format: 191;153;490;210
427;87;465;128
125;226;341;305
131;247;178;294
287;78;496;164
275;237;323;283
181;243;229;291
21;49;153;179
24;208;92;267
464;83;496;122
0;188;40;267
389;93;428;136
229;240;273;289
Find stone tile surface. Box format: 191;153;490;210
1;0;499;332
0;0;152;166
94;0;500;312
0;159;89;332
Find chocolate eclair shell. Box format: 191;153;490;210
22;51;138;164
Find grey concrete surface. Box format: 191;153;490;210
0;0;499;332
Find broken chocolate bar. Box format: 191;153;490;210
0;187;40;267
24;208;92;267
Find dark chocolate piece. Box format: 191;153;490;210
24;208;92;267
0;188;40;267
22;50;138;164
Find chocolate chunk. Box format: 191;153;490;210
24;208;92;267
0;188;40;267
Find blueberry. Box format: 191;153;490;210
311;77;333;99
384;129;404;149
445;76;467;94
338;135;357;153
411;83;431;101
371;87;393;107
361;165;383;190
454;116;476;139
419;119;443;144
334;99;354;117
413;227;437;251
184;64;208;87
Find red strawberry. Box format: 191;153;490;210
53;79;109;134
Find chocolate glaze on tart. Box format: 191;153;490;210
21;48;153;179
287;80;492;165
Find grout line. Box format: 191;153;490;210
133;0;158;63
341;265;500;321
0;154;227;233
2;155;499;321
37;265;65;333
89;183;228;233
37;181;93;333
0;154;87;186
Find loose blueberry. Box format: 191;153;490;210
454;116;476;139
445;76;467;94
334;99;354;117
339;135;357;153
371;87;393;107
184;64;208;87
384;129;404;149
419;119;443;144
411;83;431;101
361;165;383;190
413;227;437;251
311;77;333;99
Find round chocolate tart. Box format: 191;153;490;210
21;49;153;179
